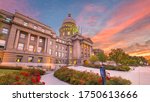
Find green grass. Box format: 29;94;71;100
0;69;20;76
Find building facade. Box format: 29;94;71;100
0;9;93;68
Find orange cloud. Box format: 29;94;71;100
92;0;150;54
129;50;150;56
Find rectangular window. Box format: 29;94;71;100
0;40;6;48
50;41;52;45
49;49;52;55
70;47;72;53
56;45;58;49
62;46;64;50
5;18;12;23
28;56;33;62
20;33;26;38
38;57;42;63
37;47;42;53
16;56;23;62
2;28;9;34
18;43;24;50
59;39;61;43
55;51;58;56
30;36;35;41
39;38;43;43
28;45;34;52
41;29;45;33
33;25;37;29
59;52;61;57
23;22;28;26
68;32;70;35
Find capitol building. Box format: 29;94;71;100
0;9;93;68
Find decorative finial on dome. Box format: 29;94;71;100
68;13;71;17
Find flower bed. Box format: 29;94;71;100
54;67;131;85
0;68;45;85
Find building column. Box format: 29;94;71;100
90;46;92;56
25;33;31;51
14;30;20;49
44;38;48;53
36;36;39;52
47;38;50;54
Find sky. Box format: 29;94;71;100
0;0;150;56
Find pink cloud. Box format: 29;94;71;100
76;4;106;35
0;0;40;19
92;0;150;53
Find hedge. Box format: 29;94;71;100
54;67;131;85
83;64;131;71
0;66;22;70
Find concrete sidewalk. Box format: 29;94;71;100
41;71;69;85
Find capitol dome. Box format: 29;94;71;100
59;13;79;38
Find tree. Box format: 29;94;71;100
89;55;98;64
148;59;150;65
109;48;127;65
97;52;107;64
0;15;4;39
0;15;3;27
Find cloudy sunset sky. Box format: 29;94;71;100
0;0;150;56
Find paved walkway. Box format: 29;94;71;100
41;71;69;85
68;66;150;85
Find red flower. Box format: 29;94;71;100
31;77;37;83
98;77;102;84
42;82;45;85
15;76;20;81
34;71;40;76
79;79;85;85
106;76;111;80
20;72;30;77
36;75;41;82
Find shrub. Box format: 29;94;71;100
22;68;45;75
106;77;131;85
0;66;22;70
83;60;89;67
116;66;130;71
83;64;131;71
104;65;116;70
54;67;131;85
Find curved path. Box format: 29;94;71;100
41;71;69;85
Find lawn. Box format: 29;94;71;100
0;69;19;76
